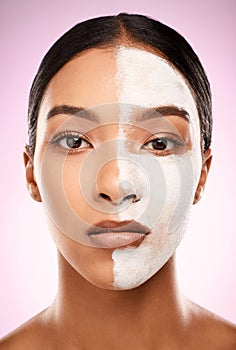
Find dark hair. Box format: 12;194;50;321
27;13;212;154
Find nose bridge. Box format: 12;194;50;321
97;158;120;200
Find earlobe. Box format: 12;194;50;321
23;145;42;202
193;148;212;204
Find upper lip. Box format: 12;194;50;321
87;220;150;236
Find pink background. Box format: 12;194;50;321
1;0;235;337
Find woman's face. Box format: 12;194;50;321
32;46;203;290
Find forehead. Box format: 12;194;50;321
116;47;196;114
42;46;197;115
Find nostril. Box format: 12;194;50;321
100;193;111;201
99;192;140;204
124;194;140;203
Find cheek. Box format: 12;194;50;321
36;149;99;246
62;157;93;219
37;152;116;290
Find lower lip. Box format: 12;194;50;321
88;231;147;249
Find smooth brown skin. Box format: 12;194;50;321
1;46;236;350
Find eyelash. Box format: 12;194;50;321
49;130;92;153
143;134;185;155
49;130;186;156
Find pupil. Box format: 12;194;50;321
152;138;167;150
67;136;82;148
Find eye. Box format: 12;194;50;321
49;131;92;152
143;135;186;155
59;135;90;149
146;138;169;151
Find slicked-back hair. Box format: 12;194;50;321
27;13;212;154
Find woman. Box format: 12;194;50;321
1;13;236;349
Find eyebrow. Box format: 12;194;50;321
135;106;190;122
46;104;189;123
47;105;99;122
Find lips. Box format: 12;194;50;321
87;220;150;248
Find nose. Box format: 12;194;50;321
95;159;140;205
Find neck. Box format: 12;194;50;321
50;251;189;349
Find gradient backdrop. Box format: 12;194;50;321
1;0;235;337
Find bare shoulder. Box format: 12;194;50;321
188;299;236;350
0;308;54;350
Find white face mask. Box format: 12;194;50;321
36;46;202;290
111;47;202;289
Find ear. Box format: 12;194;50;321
193;148;212;205
23;145;42;202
